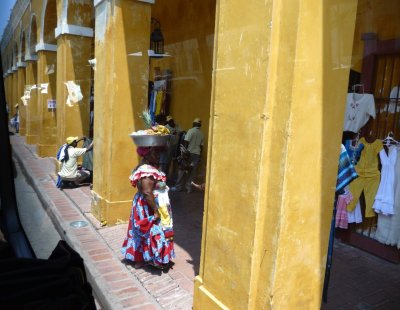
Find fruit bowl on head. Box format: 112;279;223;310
129;133;171;147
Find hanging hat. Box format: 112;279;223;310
66;136;79;144
193;117;201;123
166;115;173;122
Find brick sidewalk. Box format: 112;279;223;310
322;239;400;309
14;135;400;309
11;135;203;309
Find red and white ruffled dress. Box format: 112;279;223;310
121;164;175;267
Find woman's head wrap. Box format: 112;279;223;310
136;146;166;158
136;147;151;157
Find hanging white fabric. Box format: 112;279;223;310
20;86;32;105
64;81;83;107
40;83;49;94
45;64;55;75
20;95;28;106
88;58;96;71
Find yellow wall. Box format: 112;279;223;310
56;34;92;148
25;61;39;144
91;0;152;225
36;50;57;157
151;0;216;167
68;0;93;27
352;0;400;72
194;0;358;308
17;67;26;135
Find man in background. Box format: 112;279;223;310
58;136;93;187
165;115;181;181
171;118;204;193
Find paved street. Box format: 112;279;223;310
14;158;61;259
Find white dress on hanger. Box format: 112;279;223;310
373;147;397;215
347;201;363;224
375;147;400;247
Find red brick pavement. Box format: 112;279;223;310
322;241;400;310
15;135;400;309
11;135;202;309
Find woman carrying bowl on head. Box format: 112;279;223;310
121;137;175;270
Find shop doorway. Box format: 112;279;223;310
324;0;400;308
148;0;217;277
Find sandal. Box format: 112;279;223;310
148;262;167;270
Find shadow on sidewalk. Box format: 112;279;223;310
169;190;204;276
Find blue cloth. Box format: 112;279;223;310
55;145;67;188
344;139;364;165
56;144;67;161
336;144;358;193
149;90;156;122
82;138;93;171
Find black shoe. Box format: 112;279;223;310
60;181;78;189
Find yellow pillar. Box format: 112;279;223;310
17;65;26;136
12;70;18;117
56;34;92;147
193;0;358;309
4;75;11;113
36;50;57;157
25;60;39;145
91;0;151;225
55;0;94;148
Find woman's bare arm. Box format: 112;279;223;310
141;177;159;219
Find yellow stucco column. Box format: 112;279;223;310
193;0;358;309
91;0;151;225
4;75;11;113
56;34;92;147
17;65;26;136
36;50;57;157
25;60;39;145
12;70;18;117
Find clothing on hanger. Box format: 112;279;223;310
347;201;363;224
336;144;358;193
382;131;400;147
375;146;400;247
344;138;364;165
335;190;353;229
347;138;383;218
372;147;397;215
343;92;376;133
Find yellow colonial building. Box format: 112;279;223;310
2;0;399;308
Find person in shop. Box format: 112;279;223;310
155;114;170;175
57;136;94;188
164;115;181;181
191;181;206;191
10;104;19;134
121;144;175;270
171;117;204;193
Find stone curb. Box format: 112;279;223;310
11;138;161;310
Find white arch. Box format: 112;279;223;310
12;43;18;68
60;0;68;26
16;21;23;63
55;0;93;39
27;13;38;60
19;26;26;61
36;0;58;52
39;0;48;44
